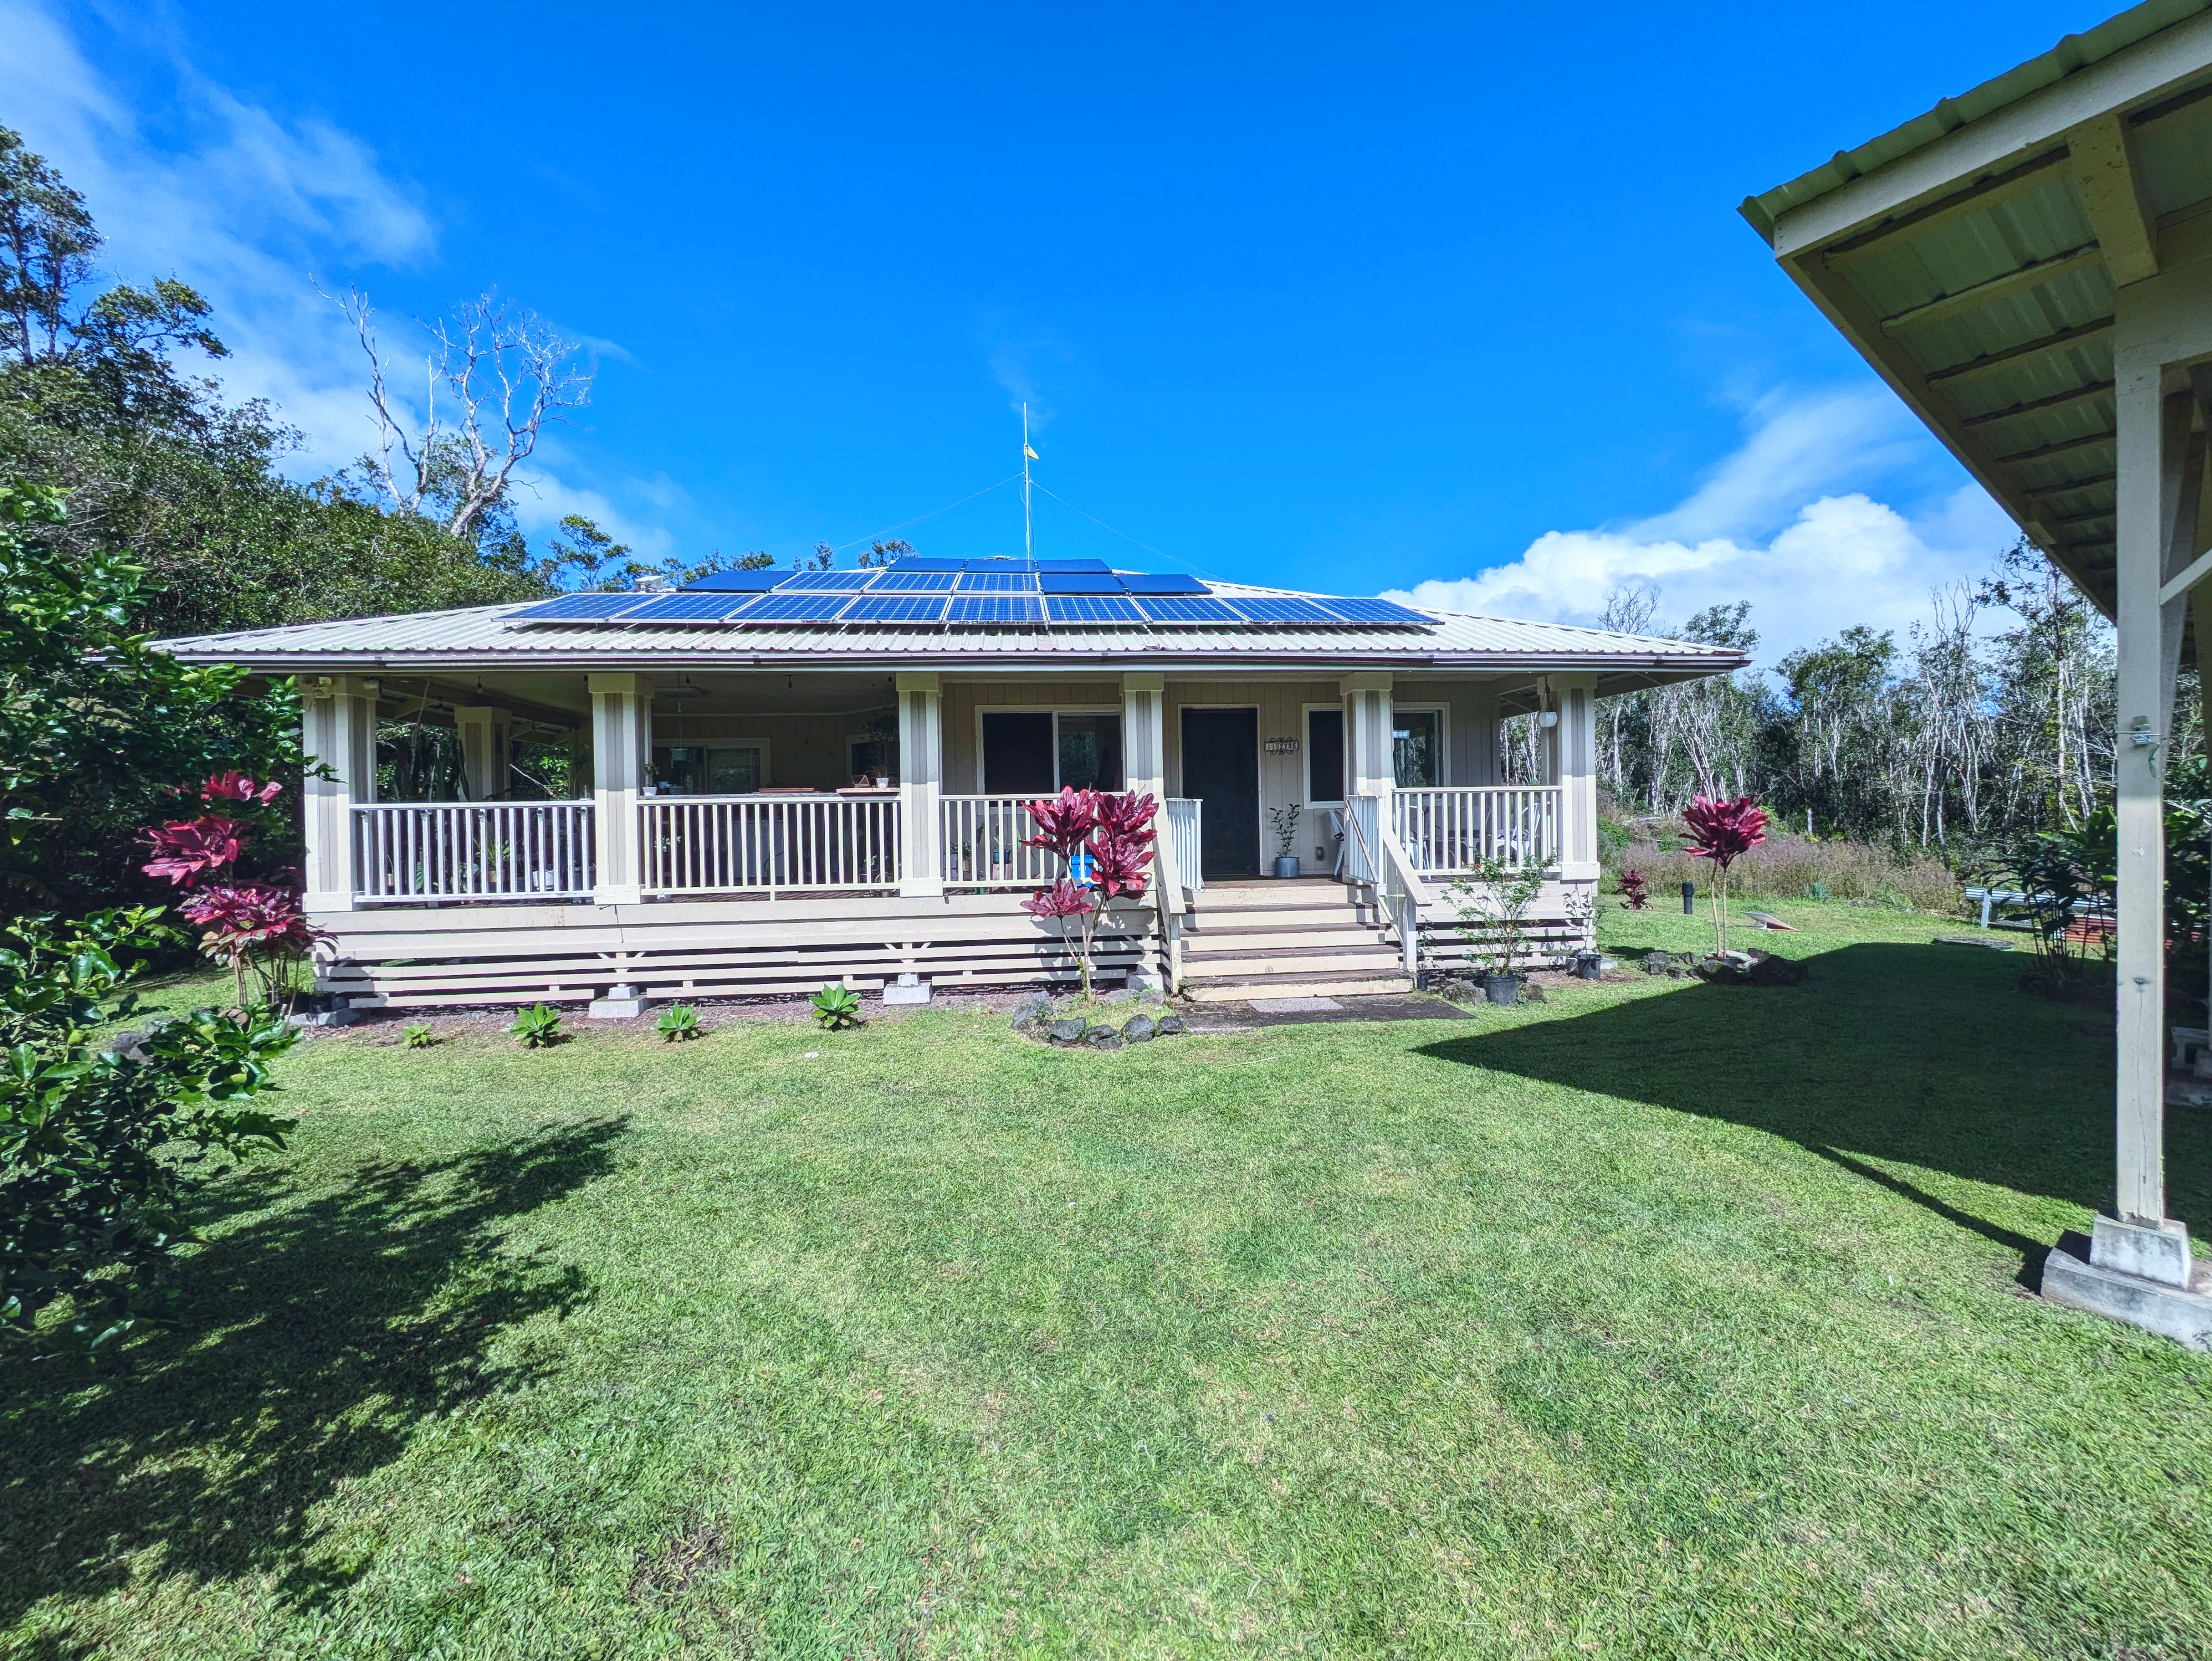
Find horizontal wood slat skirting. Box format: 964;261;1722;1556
312;893;1164;1010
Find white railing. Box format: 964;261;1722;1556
1392;786;1560;875
1163;797;1203;894
352;801;596;902
1346;793;1429;976
940;795;1060;889
640;794;900;895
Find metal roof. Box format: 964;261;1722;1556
151;581;1745;689
1742;1;2212;619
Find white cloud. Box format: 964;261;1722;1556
1384;389;2020;664
0;0;435;474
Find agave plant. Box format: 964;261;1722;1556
403;1020;437;1049
1682;795;1770;957
657;1003;703;1042
508;1003;564;1047
811;980;863;1030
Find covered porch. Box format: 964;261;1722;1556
295;665;1606;1005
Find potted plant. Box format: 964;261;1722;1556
1445;856;1545;1004
1269;802;1303;879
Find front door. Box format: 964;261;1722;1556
1180;708;1258;879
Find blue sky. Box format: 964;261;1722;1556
3;2;2113;658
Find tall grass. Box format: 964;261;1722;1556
1608;823;1962;913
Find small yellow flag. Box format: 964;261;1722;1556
1023;444;1039;460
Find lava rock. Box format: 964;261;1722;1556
1520;981;1546;1003
1155;1015;1186;1036
1085;1027;1122;1051
1047;1017;1088;1046
1123;1014;1157;1043
1009;991;1054;1032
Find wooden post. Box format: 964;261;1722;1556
589;673;648;906
1342;672;1394;799
897;671;944;898
1556;674;1598;883
455;705;512;802
302;674;377;912
1122;672;1165;801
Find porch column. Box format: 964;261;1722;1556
896;672;944;897
589;673;649;906
1556;674;1598;882
1342;672;1394;797
301;674;377;912
1121;673;1165;801
455;705;512;801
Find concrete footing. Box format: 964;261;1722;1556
2042;1226;2212;1351
882;973;932;1006
589;985;647;1020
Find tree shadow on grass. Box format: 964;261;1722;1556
1418;941;2208;1245
0;1115;628;1630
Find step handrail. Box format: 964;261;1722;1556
1346;795;1427;977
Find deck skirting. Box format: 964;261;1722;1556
313;891;1162;1009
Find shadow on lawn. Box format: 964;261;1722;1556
0;1116;628;1630
1420;941;2208;1249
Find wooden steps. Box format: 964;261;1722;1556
1175;880;1413;1000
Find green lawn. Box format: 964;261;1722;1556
6;901;2211;1659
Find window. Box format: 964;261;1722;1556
1306;708;1345;802
981;711;1124;794
1393;710;1442;788
1057;714;1123;793
652;744;764;794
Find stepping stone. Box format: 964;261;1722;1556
1247;996;1341;1013
1934;935;2013;950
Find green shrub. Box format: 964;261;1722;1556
508;1004;564;1048
402;1021;436;1049
1;909;296;1361
811;981;863;1031
656;1004;702;1042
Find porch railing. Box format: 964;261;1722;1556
1345;794;1427;976
1162;797;1203;894
352;800;596;902
939;795;1059;889
1391;786;1560;875
640;794;900;896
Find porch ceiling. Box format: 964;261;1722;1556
1742;0;2212;625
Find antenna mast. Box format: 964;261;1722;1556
1022;402;1033;561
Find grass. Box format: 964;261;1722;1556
5;899;2210;1659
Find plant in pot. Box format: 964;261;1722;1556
1445;856;1545;1003
1269;802;1303;879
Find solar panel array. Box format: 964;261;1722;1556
508;556;1433;631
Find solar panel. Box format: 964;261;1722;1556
510;593;649;622
680;568;783;593
615;593;764;623
1133;595;1241;625
1039;571;1124;594
956;571;1041;593
1226;596;1338;625
842;593;951;624
961;557;1035;572
872;569;959;591
946;594;1044;625
1119;572;1210;595
1314;596;1432;626
1036;558;1112;574
776;569;874;591
731;593;853;624
886;556;964;572
1045;594;1145;625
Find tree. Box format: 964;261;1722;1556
344;289;593;545
1019;788;1158;998
1682;794;1769;957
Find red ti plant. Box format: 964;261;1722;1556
1618;868;1650;911
140;774;323;1014
1682;794;1769;957
1021;788;1158;999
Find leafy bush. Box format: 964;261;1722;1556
1444;858;1545;978
1019;788;1158;999
403;1022;436;1049
508;1004;563;1047
1683;795;1771;957
656;1004;702;1042
1618;868;1650;910
811;981;862;1031
1;908;296;1361
139;774;321;1015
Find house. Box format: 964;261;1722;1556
1742;0;2212;1343
152;556;1742;1009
